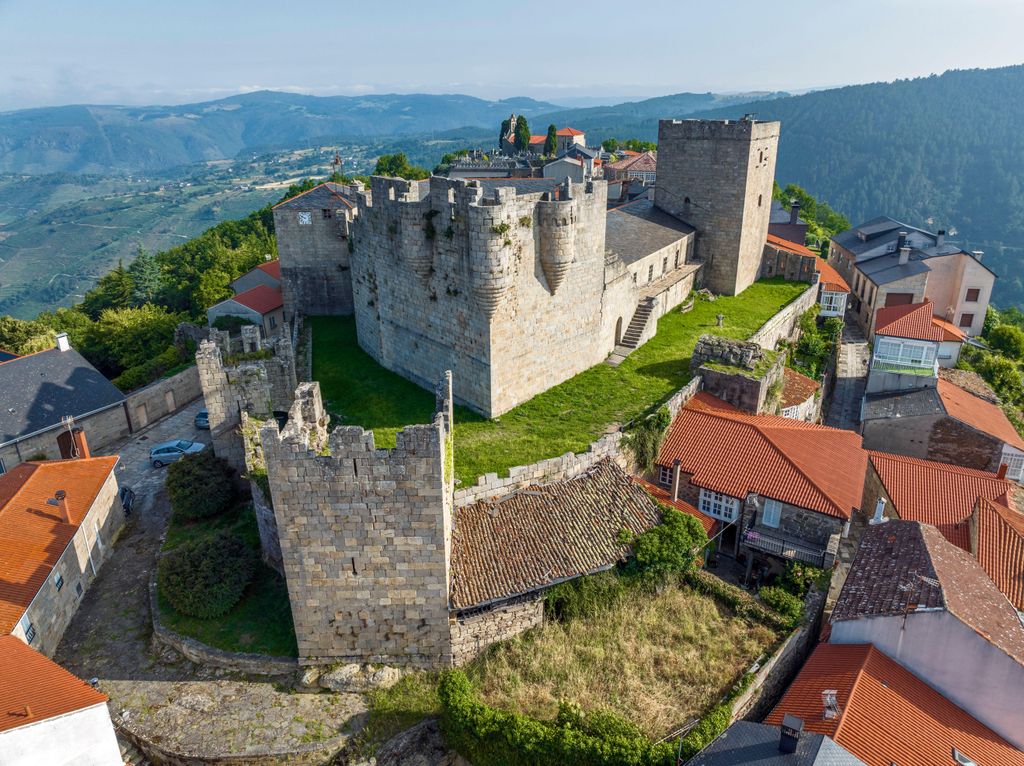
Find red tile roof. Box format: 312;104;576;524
766;233;816;258
230;284;284;315
256;260;281;280
528;135;546;145
869;451;1012;551
658;393;867;520
815;259;850;293
780;367;821;410
0;457;118;634
874;301;942;341
975;496;1024;612
634;478;717;535
606;151;657;173
0;635;108;733
767;643;1024;766
936;377;1024;450
931;314;966;342
556;127;584;136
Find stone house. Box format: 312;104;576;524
540;155;592;183
207;283;285;338
767;641;1024;766
767;199;808;246
654;392;867;573
229;259;281;294
761;234;849;317
604;151;656;184
828;216;995;336
861;450;1024;611
780;367;821;422
0;334;130;474
689;334;786;416
827;520;1024;751
0;635;122;765
0;452;122;657
861;370;1024;479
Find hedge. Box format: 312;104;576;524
157;531;257;618
112;343;186;392
166;451;236;520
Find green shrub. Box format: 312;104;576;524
988;324;1024;360
157;532;257;618
166;451;235;520
684;570;790;631
758;586;804;628
623;406;671;474
781;561;829;597
543;570;628;622
675;702;732;760
212;314;256;333
631;507;709;580
112;343;185;392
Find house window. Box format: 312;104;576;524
674;251;680;269
648;264;654;283
965;288;981;302
632;272;637;284
959;313;975;329
662;257;668;274
19;615;35;644
297;212;312;225
322;208;333;219
658;465;673;487
762;498;782;528
269;315;277;330
53;572;64;592
1004;451;1024;482
820;292;844;314
75;582;84;599
699;488;739;522
875;338;936;369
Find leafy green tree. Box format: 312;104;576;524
601;138;619;152
988;324;1024;359
499;117;512;148
631;507;709;579
127;247;161;306
80;261;134;319
0;315;47;354
514;116;531;152
94;304;181;373
623;139;656;153
543;124;558;156
373;152;430;180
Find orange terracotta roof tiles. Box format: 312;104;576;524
556;127;584;136
0;635;108;733
766;232;816;258
931;314;966;342
936;377;1024;450
873;300;944;341
869;451;1011;552
0;457;118;634
975;496;1024;612
780;367;821;410
634;478;717;535
230;284;284;315
528;135;546;144
814;258;850;293
658;393;867;520
256;260;281;280
606;151;657;173
767;643;1024;766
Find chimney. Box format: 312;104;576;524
896;231;908;251
671;459;682;502
870;497;888;525
971;250;984;262
52;490;70;524
55;332;71;352
789;199;800;225
998;463;1008;480
899;246;911;266
57;427;91;460
779;714;803;754
936;229;946;247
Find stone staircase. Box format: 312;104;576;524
118;734;151;766
606;298;656;367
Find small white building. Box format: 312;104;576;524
0;635;122;765
207;283;285;338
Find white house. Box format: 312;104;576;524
0;635;122;765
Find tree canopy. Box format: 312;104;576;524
514;116;531;152
543;124;558;156
373;152;430;180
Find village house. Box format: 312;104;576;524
653;393;867;574
826;520;1024;750
540;154;598;183
604;150;656;184
0;334;130;474
761;234;850;317
688;718;866;765
779;367;821;422
0;450;123;657
768;199;808;245
0;635;122;765
206;283;285;338
827;216;995;336
767;641;1024;766
866;301;964;386
228;259;281;294
861;369;1024;478
861;451;1024;611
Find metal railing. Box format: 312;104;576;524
742;529;827;567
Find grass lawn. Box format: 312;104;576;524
359;580;778;749
310;278;809;485
159;503;298;657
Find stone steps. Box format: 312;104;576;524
605;298;656;366
118;734;151;766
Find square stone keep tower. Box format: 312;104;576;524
655;118;780;296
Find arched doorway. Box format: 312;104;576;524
615;316;623;345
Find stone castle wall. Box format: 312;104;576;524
748;282;818;350
656;119;779;296
260;379;455;669
350;176;611;418
451;599;544;666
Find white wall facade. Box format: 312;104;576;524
830;610;1024;749
0;703;122;766
818;289;846;317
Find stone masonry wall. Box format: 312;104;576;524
0;405;130;470
450;599;544;666
927;417;1003;473
748;282;818;349
760;242;818;284
125;364;202;431
655;119;779;296
260;380;455;669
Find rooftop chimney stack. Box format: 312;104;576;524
899;246;911;266
55;332;71;352
671;458;682;503
779;714;804;754
998;463;1008;480
936;229;946;247
54;490;70;524
870;497;888;525
789;199;800;224
57;426;90;460
971;250;984;262
896;231;908;251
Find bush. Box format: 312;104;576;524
675;702;732;760
781;560;829;597
758;586;804;628
631;507;709;579
112;343;186;392
166;451;235;520
157;532;257;618
988;324;1024;360
544;570;628;622
212;314;256;333
623;407;671;474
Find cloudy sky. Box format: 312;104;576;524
1;0;1022;110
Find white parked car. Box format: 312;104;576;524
149;439;205;468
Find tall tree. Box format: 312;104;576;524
80;261;134;319
128;247;161;306
514;116;531;152
373;152;430;180
543;124;558;156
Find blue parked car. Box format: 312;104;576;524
194;409;210;429
149;439;205;468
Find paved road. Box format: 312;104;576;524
825;318;869;432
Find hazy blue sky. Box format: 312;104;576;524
2;0;1022;110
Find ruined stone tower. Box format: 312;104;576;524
655;118;780;296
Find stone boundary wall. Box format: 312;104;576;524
125;365;202;431
748;283;818;350
115;719;341;766
453;377;703;508
451;599;544;666
148;569;297;677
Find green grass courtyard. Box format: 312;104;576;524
310;277;809;485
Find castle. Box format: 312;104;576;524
272;117;780;417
